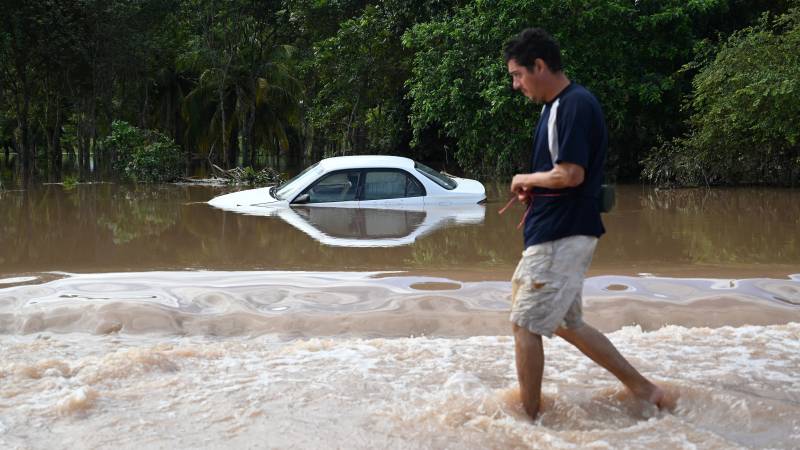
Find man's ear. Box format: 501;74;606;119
533;58;545;74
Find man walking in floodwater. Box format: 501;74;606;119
504;28;673;419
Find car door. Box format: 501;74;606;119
296;169;362;207
358;169;426;209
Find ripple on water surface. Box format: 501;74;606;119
1;271;799;336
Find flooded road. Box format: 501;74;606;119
1;184;798;277
3;322;799;449
1;183;799;449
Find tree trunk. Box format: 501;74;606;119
18;110;32;183
141;82;149;129
236;85;247;168
47;99;63;182
52;120;63;182
77;98;93;182
228;120;239;168
218;83;228;169
10;53;33;183
87;97;98;179
301;119;314;168
246;99;257;167
356;124;366;153
77;125;87;181
345;94;360;154
240;128;248;168
12;68;34;183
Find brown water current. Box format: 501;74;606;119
1;183;799;448
0;184;798;277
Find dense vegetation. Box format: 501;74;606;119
642;7;800;186
0;0;797;186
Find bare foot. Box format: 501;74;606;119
648;385;678;411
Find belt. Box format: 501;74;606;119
498;191;568;229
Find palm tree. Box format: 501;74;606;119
181;43;302;170
240;44;302;168
181;65;236;167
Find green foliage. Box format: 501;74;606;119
241;166;258;184
643;8;800;186
252;167;281;185
640;136;723;187
99;120;184;182
62;175;79;189
404;0;729;179
310;5;406;153
127;138;184;183
100;121;148;173
303;1;466;161
0;0;795;185
227;166;283;186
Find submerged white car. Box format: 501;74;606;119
207;155;487;247
208;155;486;212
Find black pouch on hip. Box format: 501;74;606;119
598;184;615;213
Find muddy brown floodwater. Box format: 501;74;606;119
1;183;799;449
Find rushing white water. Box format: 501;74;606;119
1;271;799;449
2;325;799;449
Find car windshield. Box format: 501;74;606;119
414;162;457;190
274;163;322;200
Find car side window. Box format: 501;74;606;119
406;175;424;197
363;170;425;200
304;170;360;203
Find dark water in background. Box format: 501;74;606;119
0;183;797;278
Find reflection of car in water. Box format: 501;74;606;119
293;207;426;239
282;205;485;247
207;155;487;247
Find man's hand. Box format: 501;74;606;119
510;174;533;202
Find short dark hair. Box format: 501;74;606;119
503;28;562;72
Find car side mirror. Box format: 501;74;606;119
293;193;310;204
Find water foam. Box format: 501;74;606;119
0;323;798;448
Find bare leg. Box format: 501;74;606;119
513;323;545;419
555;323;674;409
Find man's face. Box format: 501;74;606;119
507;58;542;103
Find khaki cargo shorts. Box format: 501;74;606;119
510;235;598;337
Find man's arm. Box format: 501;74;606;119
510;162;584;200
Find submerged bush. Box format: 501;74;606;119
99;121;185;182
127;138;184;183
238;166;282;186
99;121;146;173
62;175;79;189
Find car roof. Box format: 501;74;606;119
318;155;415;172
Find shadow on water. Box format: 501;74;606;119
0;183;798;277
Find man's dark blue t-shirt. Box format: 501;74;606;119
523;82;606;248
